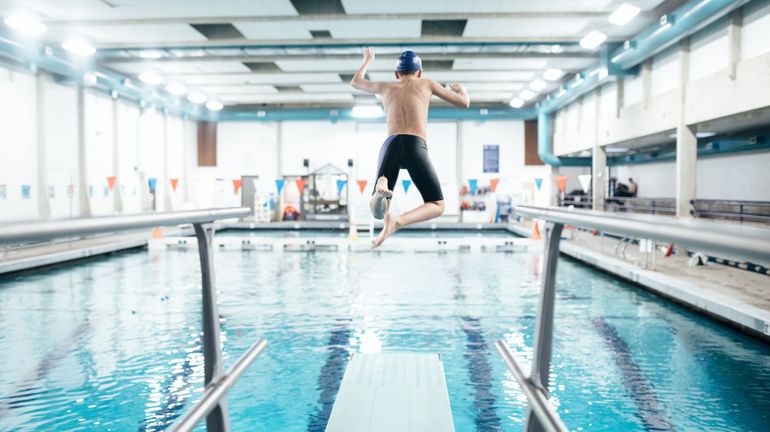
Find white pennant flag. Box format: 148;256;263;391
578;174;592;193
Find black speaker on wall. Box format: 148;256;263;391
348;159;353;167
303;159;309;168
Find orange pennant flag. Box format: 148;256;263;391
531;221;542;240
357;179;368;194
106;176;116;190
556;175;568;193
490;178;499;193
233;179;242;194
170;178;179;192
296;179;306;195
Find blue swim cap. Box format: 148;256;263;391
396;50;423;72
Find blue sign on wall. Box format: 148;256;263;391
483;145;499;173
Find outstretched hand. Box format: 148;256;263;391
363;47;375;63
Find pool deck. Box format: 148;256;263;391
507;221;770;341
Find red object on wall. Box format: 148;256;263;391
233;179;242;194
556;176;568;193
490;178;499;192
170;178;179;192
357;179;368;194
106;176;116;190
295;179;306;195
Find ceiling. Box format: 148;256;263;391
0;0;679;109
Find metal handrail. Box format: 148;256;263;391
499;205;770;432
516;205;770;264
170;339;268;432
0;208;261;432
0;208;247;244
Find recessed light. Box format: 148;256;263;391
62;38;95;56
351;105;384;118
530;79;547;92
519;89;536;101
206;100;224;111
509;98;524;108
4;14;46;36
543;68;564;81
165;82;187;96
609;3;641;26
580;31;607;50
138;50;164;59
187;92;207;104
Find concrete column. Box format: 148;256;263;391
162;111;171;211
592;146;607;211
676;39;696;218
728;9;743;80
77;83;91;217
112;96;124;213
456;121;463;222
276;121;283;177
35;73;51;219
615;77;624;119
641;59;652;109
182;118;190;205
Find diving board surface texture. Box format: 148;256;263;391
325;352;455;432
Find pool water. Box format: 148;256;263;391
216;228;516;238
1;242;769;431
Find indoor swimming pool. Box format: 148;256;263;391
1;241;769;431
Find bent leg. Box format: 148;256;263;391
370;136;400;220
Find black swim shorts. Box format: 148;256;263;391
373;134;444;202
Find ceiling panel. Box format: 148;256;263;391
342;0;616;15
464;18;589;38
235;19;421;40
77;24;208;44
171;72;344;85
196;85;280;94
275;58;395;72
368;71;535;82
300;84;367;93
110;61;251;75
453;58;550;70
220;93;355;103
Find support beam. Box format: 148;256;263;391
727;9;743;81
641;60;652;110
112;96;124;213
676;39;695;218
76;83;91;217
592;146;607;211
35;73;51;220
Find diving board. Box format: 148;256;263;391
326;353;455;432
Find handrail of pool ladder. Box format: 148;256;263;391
499;205;770;432
0;207;263;432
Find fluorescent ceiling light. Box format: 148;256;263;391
606;147;629;153
351;105;383;118
165;82;187;96
529;79;547;92
543;68;564;81
138;72;162;85
62;38;95;56
187;92;207;104
509;98;524;109
138;50;164;59
697;132;716;138
609;3;641;26
519;89;536;101
4;14;46;36
206;100;224;111
580;31;607;50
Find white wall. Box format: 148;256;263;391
45;81;79;219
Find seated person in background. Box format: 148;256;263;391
628;177;638;197
615;177;638;198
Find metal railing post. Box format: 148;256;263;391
193;223;229;432
526;221;564;432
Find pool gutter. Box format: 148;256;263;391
506;225;770;342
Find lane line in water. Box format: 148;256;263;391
307;319;352;432
591;317;674;432
460;316;503;432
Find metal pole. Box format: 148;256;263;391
526;221;564;432
193;223;229;432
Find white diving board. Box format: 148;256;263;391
325;352;455;432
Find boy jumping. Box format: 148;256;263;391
351;48;470;248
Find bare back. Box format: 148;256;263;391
378;79;433;140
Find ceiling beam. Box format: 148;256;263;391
42;11;653;26
99;52;598;63
94;37;611;51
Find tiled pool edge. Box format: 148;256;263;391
506;225;770;342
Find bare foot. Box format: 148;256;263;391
372;212;400;249
370;176;393;220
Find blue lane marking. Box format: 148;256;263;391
307;320;352;432
137;349;198;432
591;317;674;431
460;316;503;432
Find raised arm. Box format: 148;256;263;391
430;80;470;109
350;47;382;94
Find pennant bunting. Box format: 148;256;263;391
233;179;243;194
357;179;368;194
490;178;499;193
106;176;116;190
468;178;478;194
402;179;412;193
170;178;179;192
336;179;347;195
275;179;285;194
148;178;158;193
578;174;591;193
556;176;568;193
295;179;306;195
534;178;543;190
